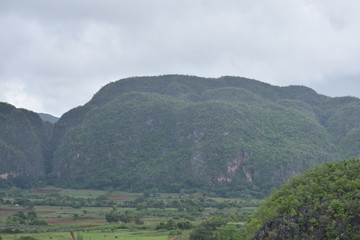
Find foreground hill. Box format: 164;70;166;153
0;102;52;185
47;75;360;196
248;158;360;239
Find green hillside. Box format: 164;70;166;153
45;75;360;196
0;102;52;186
247;158;360;239
1;75;360;195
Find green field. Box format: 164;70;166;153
1;230;170;240
0;187;258;240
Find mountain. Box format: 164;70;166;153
247;158;360;239
38;113;59;123
46;75;360;196
0;102;52;186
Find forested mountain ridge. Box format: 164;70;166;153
48;75;360;195
0;102;52;184
1;75;360;196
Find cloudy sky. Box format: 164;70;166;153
1;0;360;117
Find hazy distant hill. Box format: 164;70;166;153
46;75;360;196
38;113;59;123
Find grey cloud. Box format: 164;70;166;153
309;74;360;98
0;0;360;116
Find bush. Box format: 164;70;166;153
0;227;23;233
169;230;182;236
28;219;48;225
18;237;38;240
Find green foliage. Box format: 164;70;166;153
169;229;182;236
246;158;360;240
2;75;360;198
27;211;37;221
48;75;360;196
6;210;48;226
189;217;228;240
7;211;27;224
28;219;48;225
215;225;244;240
17;237;38;240
0;186;260;237
0;102;52;186
156;219;193;230
105;209;137;224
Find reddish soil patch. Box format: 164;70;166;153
0;209;55;215
108;194;138;200
0;208;30;212
31;189;61;194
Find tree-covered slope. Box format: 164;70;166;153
48;75;360;195
0;102;52;179
247;158;360;240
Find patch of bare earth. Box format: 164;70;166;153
0;208;30;212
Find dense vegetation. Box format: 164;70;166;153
0;159;358;239
0;102;52;184
0;187;258;239
1;75;360;197
246;158;360;239
49;75;360;195
6;210;48;226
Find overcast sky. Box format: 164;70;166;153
1;0;360;117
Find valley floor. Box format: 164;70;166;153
0;187;259;240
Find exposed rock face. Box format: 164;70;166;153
242;166;253;182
